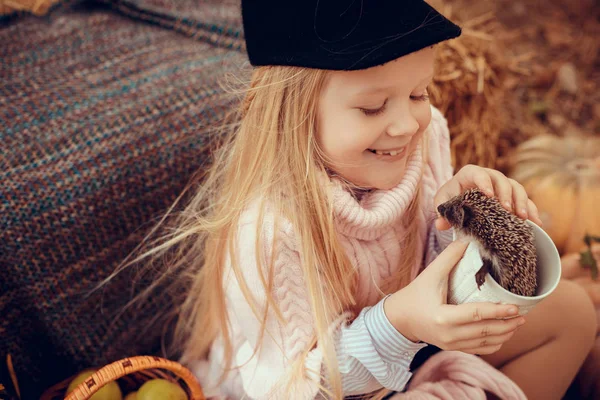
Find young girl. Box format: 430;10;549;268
124;0;597;398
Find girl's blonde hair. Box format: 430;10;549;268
111;65;424;399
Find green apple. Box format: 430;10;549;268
137;379;187;400
124;392;138;400
67;369;123;400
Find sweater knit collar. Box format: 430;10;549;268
330;144;423;241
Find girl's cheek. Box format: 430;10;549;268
418;107;432;129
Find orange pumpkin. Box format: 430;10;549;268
509;135;600;255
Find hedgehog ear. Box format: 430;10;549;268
459;204;474;226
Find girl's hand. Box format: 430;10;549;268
433;164;543;231
384;239;526;355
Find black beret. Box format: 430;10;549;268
241;0;462;71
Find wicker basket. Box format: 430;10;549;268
40;356;205;400
0;0;61;16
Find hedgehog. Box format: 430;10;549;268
437;188;538;297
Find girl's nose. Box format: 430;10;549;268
387;114;419;137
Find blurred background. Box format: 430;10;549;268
429;0;598;170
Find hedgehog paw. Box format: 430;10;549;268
475;266;487;290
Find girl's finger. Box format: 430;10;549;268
422;239;470;278
527;199;544;227
440;302;519;325
485;169;513;212
508;178;529;219
434;176;463;208
451;330;516;351
461;344;503;355
447;316;525;341
435;216;452;231
455;165;493;196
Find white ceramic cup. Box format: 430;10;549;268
447;220;561;316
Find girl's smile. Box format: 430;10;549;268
367;145;407;157
367;144;410;163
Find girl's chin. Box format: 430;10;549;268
363;174;406;190
370;167;409;190
331;157;409;189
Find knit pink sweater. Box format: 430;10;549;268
193;107;525;399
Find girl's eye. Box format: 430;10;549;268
410;93;430;102
360;99;387;116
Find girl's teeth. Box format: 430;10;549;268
374;149;401;156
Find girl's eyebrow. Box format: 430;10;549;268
351;74;434;97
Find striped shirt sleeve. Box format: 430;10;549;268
336;296;429;395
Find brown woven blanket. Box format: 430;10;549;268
0;1;244;397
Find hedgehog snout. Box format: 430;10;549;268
437;203;448;217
